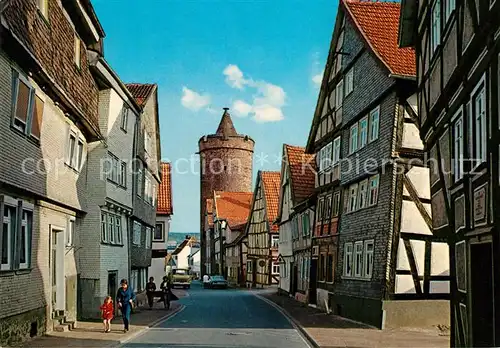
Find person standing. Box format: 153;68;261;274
146;277;156;309
116;279;136;332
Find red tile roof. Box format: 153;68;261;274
344;0;416;77
214;192;253;231
261;171;281;232
206;199;214;228
285;145;316;203
157;162;173;215
125;83;156;108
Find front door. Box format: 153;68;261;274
51;227;65;314
292;262;298;295
470;242;494;347
252;259;257;286
309;258;317;305
108;271;118;316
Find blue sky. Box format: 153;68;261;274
93;0;338;232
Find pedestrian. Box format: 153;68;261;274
116;279;136;333
160;275;170;309
146;277;156;309
99;296;114;333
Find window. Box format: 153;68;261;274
452;113;464;181
66;219;75;246
444;0;455;23
272;262;280;275
281;262;287;278
133;222;141;245
316;199;324;223
363;240;374;278
431;0;441;53
473;85;487;167
332;136;341;166
348;184;358;213
144;173;153;204
1;199;33;271
335;79;344;109
343;243;353;276
121;107;129;132
108;214;115;244
115;216;122;244
101;213;107;242
359;116;368;149
345;68;354;96
67;132;84;171
302;212;310;236
271;235;279;248
332;192;341;217
369;106;380;142
368;175;379;206
74;35;81;69
11;70;44;139
318;254;325;281
324;195;332;221
354;241;363;277
326;254;333;282
349;124;358;154
319;142;332;171
100;211;123;245
107;153;126;187
136;168;143;197
357;179;368;209
154;223;164;241
37;0;48;18
145;227;151;249
144;131;152;154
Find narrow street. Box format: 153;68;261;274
122;282;311;348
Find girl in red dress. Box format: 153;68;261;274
100;296;114;333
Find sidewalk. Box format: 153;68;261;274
20;290;187;348
259;292;450;348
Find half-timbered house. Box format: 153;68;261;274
276;145;316;301
212;191;252;285
399;0;499;345
305;0;450;328
246;171;280;287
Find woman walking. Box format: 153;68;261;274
116;279;136;332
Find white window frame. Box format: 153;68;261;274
316;198;324;223
472;82;487;168
319;142;332;172
121;107;129;132
452;110;464;181
348;184;358;213
66;218;75;247
101;212;108;242
154;223;164;242
336;79;344;109
368;106;380;142
332;191;341;217
74;35;81;69
1;205;14;271
357;179;368;210
359;116;368;149
137;168;143;197
133;221;141;246
145;227;151;249
67;131;84;171
345;68;354;96
431;0;441;53
18;209;32;270
115;215;122;245
332;136;341;166
271;235;279;248
368;174;380;206
11;70;39;136
349;124;358;154
363;240;374;279
343;243;353;277
354;241;363;277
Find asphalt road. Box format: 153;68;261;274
122;282;311;348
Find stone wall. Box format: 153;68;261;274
0;306;46;346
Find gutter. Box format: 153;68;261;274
389;73;417;81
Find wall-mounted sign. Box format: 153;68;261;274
473;186;486;223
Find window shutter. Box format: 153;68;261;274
31;95;44;139
15;79;31;124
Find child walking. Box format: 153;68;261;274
100;296;114;333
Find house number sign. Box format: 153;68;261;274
473;187;486;222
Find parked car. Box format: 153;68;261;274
207;275;228;289
172;269;192;289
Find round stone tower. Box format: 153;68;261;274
198;108;255;274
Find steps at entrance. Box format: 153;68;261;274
52;314;76;332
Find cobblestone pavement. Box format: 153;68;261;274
259;291;450;348
20;289;187;348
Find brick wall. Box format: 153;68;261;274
3;0;100;130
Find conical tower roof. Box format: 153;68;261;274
215;108;238;137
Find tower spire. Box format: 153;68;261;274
216;108;238;136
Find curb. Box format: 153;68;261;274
255;294;319;348
114;304;186;346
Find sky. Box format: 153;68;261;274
92;0;339;233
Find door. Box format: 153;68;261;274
292;263;298;295
51;227;65;313
252;260;257;286
108;271;118;316
309;258;317;305
470;242;494;347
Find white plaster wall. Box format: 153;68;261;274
406;167;431;200
149;257;166;283
402;123;424;150
175;246;191;269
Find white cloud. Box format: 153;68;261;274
223;64;287;123
223;64;247;89
232;100;253;117
312;70;323;88
181;87;211;111
252;105;284;123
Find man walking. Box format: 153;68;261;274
146;277;156;309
